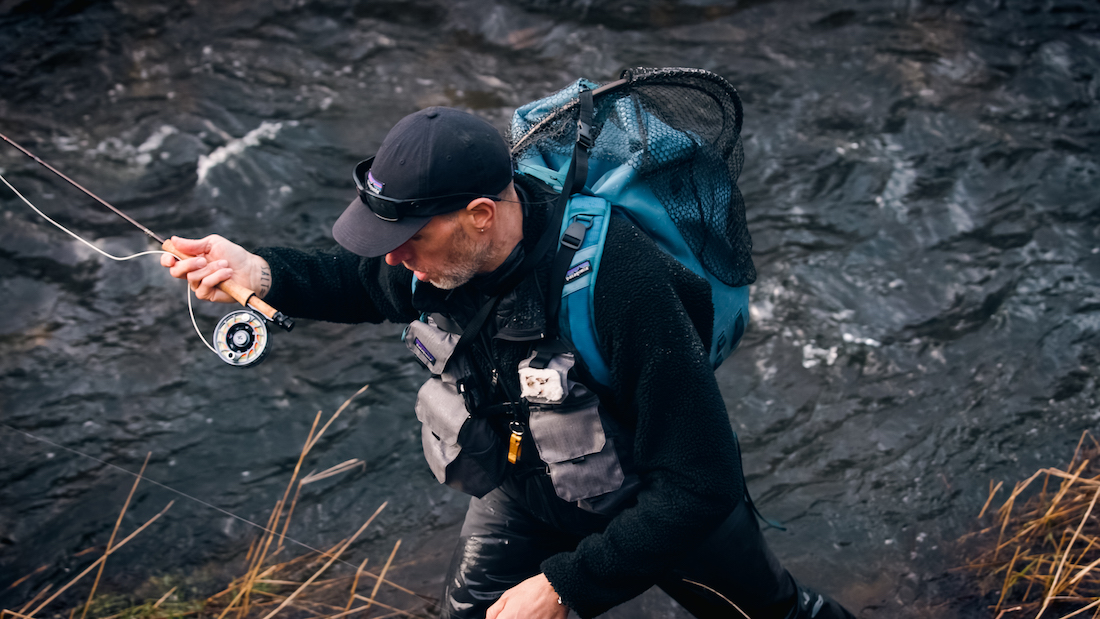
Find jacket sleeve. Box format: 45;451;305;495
540;217;745;618
255;244;417;324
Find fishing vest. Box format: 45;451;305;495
402;299;640;515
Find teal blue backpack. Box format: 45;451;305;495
510;68;756;386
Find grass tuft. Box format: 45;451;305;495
963;431;1100;618
5;384;435;619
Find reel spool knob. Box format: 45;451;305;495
213;309;269;367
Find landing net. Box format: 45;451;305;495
511;67;755;288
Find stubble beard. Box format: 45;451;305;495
428;225;492;290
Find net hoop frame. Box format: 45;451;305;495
510;67;744;158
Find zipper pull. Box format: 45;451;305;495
507;420;524;464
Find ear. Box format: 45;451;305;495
463;198;496;232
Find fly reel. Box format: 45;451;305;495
213;309;270;367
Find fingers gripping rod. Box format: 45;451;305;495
160;238;293;331
0;131;294;332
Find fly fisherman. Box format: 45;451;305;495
162;106;855;619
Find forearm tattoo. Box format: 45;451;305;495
259;265;271;298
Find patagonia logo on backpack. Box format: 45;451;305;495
510;68;756;385
565;260;591;283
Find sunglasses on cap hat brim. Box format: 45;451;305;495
353;157;502;222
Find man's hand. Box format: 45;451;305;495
160;235;271;303
485;573;568;619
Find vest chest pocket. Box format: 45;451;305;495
528;394;627;504
406;318;505;499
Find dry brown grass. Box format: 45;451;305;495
964;431;1100;618
3;383;436;619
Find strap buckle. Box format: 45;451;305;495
560;220;587;251
575;86;594;150
576;119;594;149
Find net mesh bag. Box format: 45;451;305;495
511;67;755;288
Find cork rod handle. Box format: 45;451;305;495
163;238;294;332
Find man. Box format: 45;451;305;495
164;106;855;619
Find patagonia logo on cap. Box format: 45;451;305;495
414;338;436;364
366;170;384;194
565;260;592;283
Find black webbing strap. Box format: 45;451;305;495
526;84;593;296
447;293;502;369
542;87;594;343
542;219;585;344
446;86;594;369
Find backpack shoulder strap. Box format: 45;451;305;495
555;194;613;387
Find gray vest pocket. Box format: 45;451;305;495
405;316;462;374
521;349;640;514
407;318;505;498
528;394;626;504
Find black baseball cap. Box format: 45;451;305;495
333;107;513;257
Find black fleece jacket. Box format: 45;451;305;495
255;177;745;618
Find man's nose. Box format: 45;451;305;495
385;242;410;266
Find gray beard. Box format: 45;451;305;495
429;264;479;290
428;226;492;290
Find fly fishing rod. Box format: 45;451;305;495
0;131;293;367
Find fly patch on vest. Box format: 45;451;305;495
405;316;505;498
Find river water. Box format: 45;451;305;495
1;0;1097;616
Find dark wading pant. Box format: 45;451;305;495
437;477;856;619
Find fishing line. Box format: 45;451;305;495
0;171;217;355
0;151;394;584
0;422;398;583
1;131;293;369
0;177;399;584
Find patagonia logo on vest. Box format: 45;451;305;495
414;338;436;364
565;260;591;283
